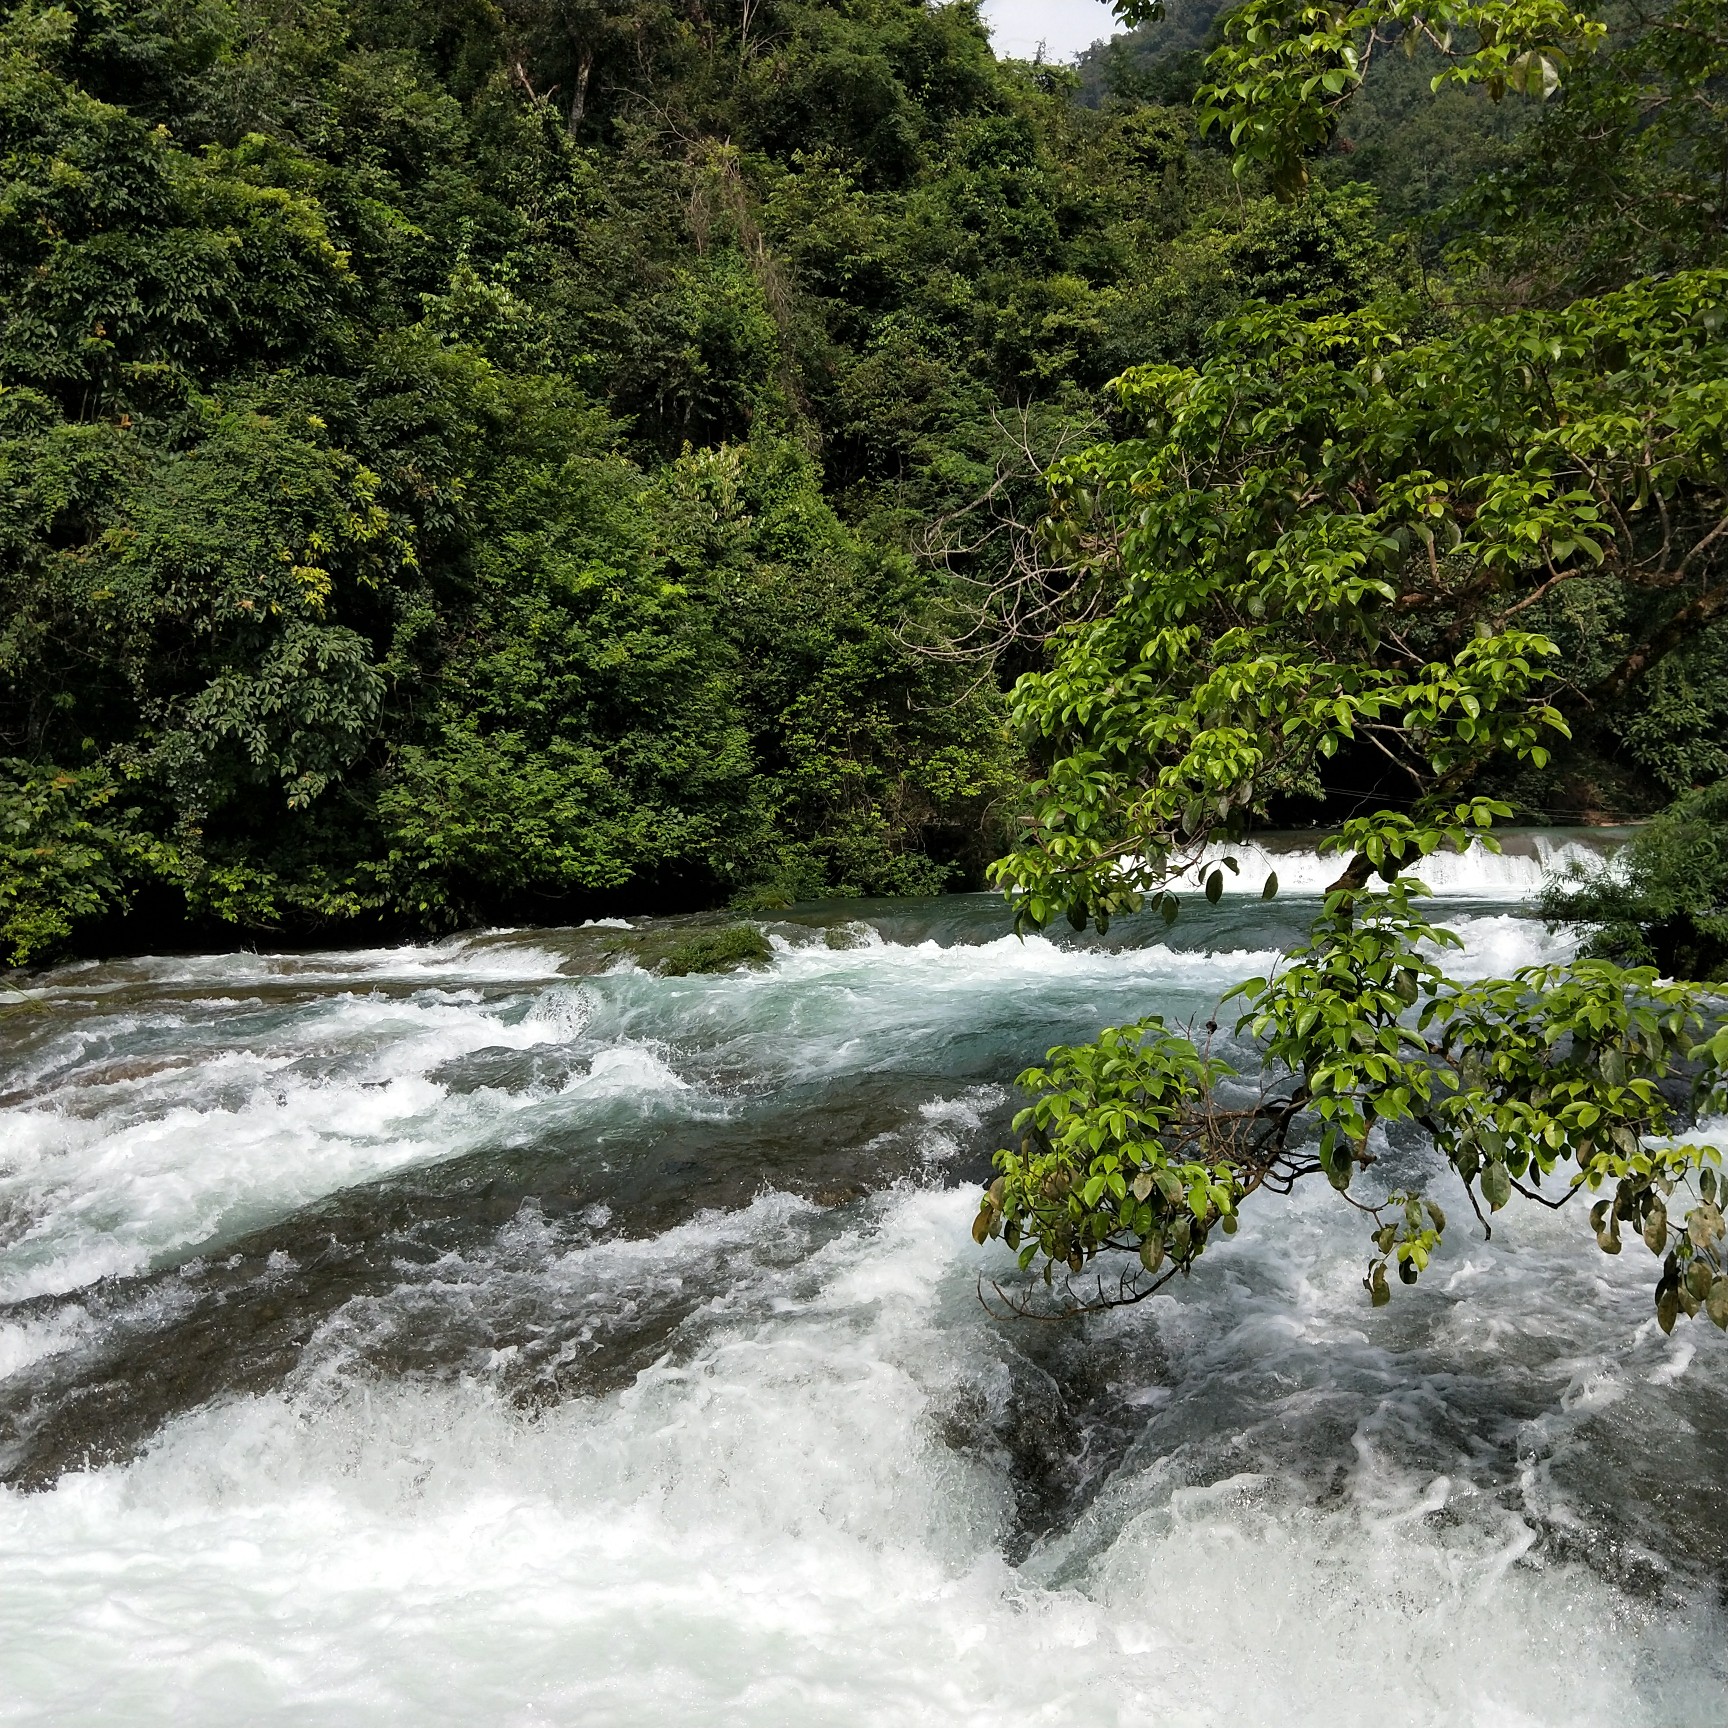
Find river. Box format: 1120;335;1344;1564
1;833;1723;1724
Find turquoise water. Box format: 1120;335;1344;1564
1;838;1723;1725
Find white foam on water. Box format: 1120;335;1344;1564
558;1042;691;1100
1194;835;1611;901
747;929;1283;1009
0;890;1591;1310
1440;913;1579;977
0;985;698;1301
0;1185;1719;1727
599;931;1286;1085
17;934;572;1004
755;927;1281;993
3;858;1725;1724
3;928;1276;1308
914;1087;1006;1163
0;1306;94;1379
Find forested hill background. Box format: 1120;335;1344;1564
2;0;1722;962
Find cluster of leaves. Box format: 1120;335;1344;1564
0;760;177;960
980;1;1728;1324
1541;780;1728;980
1103;0;1728;298
1445;0;1728;295
973;1020;1245;1301
987;865;1728;1332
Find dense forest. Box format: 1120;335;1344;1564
1;0;1724;965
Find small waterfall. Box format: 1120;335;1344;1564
1193;830;1619;899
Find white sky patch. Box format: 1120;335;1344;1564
979;0;1122;62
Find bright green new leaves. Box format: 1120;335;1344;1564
985;868;1728;1330
977;1020;1249;1307
1366;1190;1447;1303
1114;0;1606;196
1239;886;1726;1205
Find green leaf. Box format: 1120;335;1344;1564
1481;1161;1512;1211
1261;870;1278;900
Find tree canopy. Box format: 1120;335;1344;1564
977;0;1728;1334
8;0;1607;964
0;0;1145;959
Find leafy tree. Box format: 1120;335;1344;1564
976;0;1728;1334
1542;781;1728;982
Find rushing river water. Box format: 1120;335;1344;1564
1;833;1724;1725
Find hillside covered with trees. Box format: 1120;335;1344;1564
2;0;1724;968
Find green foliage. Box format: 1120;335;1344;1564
24;0;1462;962
0;758;173;963
1543;781;1728;981
6;0;1728;1351
981;20;1728;1321
1446;0;1728;294
11;0;1155;957
975;1019;1243;1287
653;922;774;976
1611;626;1728;800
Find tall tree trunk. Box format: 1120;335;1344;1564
567;51;592;135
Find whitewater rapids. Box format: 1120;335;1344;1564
1;834;1722;1726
